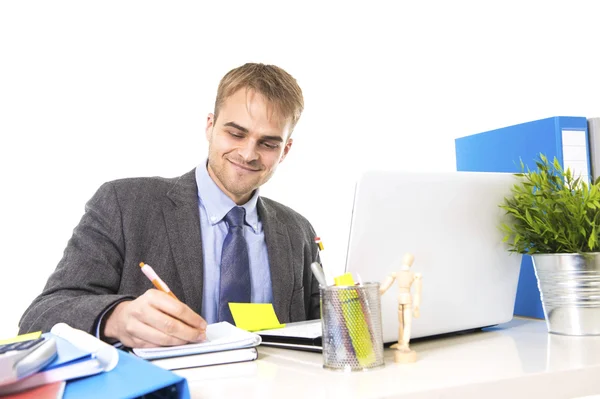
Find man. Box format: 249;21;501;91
19;63;321;348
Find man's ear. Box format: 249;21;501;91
205;113;215;141
279;138;293;163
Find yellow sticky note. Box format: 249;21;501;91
334;272;355;286
228;303;285;332
0;331;42;345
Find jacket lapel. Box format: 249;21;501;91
163;169;204;314
259;199;294;323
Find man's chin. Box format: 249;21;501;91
224;182;257;198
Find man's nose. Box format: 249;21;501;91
238;139;259;162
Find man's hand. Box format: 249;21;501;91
103;289;207;348
413;306;420;318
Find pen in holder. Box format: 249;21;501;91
320;283;384;371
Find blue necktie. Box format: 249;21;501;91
218;206;251;324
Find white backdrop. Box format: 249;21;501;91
1;0;598;339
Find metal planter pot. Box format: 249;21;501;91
532;253;600;336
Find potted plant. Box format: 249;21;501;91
500;154;600;336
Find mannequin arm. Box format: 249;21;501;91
413;273;422;317
379;273;397;295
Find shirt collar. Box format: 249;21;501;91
195;160;260;232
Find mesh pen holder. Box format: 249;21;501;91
320;283;384;371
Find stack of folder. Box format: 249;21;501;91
3;321;264;398
0;324;190;399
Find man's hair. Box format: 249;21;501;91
214;63;304;132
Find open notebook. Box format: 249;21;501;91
132;322;261;369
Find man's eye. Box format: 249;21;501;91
228;131;243;138
262;142;279;149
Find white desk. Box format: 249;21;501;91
175;318;600;399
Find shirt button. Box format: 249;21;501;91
210;216;217;222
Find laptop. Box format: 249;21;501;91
260;170;522;349
345;170;522;343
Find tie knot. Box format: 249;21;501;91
225;206;246;228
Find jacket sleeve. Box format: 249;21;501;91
18;182;135;335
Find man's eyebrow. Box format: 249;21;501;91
224;121;249;133
260;135;284;143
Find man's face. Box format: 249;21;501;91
205;88;293;204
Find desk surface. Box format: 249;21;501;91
175;318;600;399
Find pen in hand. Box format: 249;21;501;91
139;262;178;300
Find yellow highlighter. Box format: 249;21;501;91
334;273;376;367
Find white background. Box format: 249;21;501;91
1;1;598;339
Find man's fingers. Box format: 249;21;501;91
139;295;206;342
106;289;208;347
125;318;190;347
146;290;207;331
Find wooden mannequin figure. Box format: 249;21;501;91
379;253;422;363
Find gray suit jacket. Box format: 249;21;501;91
19;169;321;335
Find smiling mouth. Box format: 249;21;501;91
228;159;260;172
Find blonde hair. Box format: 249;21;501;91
214;63;304;132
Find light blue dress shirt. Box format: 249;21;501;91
196;162;273;324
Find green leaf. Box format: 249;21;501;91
525;209;533;225
589;226;597;250
552;157;560;170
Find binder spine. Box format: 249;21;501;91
587;118;600;180
556;117;591;182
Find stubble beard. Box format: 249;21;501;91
208;155;262;200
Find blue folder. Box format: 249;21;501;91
64;350;190;399
455;116;591;319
